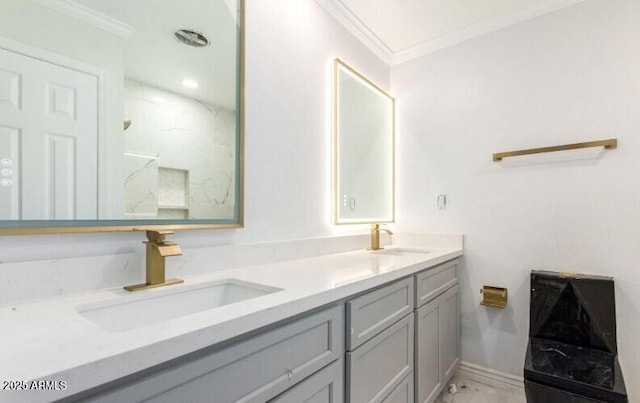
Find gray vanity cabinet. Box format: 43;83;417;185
345;278;415;403
63;258;462;403
269;359;344;403
414;259;460;403
73;305;344;403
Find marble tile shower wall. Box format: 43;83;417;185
123;79;236;219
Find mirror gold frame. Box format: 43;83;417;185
333;58;395;225
0;0;245;235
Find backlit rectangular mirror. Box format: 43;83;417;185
0;0;244;234
333;59;394;224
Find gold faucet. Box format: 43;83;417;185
124;230;184;291
369;224;394;251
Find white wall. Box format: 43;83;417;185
392;0;640;397
244;0;389;239
0;0;388;261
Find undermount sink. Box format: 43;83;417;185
372;248;432;256
77;279;282;332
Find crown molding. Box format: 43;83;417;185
391;0;588;65
314;0;392;64
316;0;587;66
32;0;135;38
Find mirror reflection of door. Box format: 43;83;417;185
0;48;98;220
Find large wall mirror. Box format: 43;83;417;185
0;0;243;234
333;59;394;224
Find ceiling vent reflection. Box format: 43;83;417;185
174;29;210;47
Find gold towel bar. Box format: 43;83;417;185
493;138;617;162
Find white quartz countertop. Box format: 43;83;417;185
0;245;462;402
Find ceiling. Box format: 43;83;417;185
31;0;239;109
78;0;238;109
316;0;588;65
22;0;589;97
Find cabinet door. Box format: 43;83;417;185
382;373;413;403
415;284;460;403
270;359;344;403
415;297;441;403
439;285;460;382
0;47;99;220
346;313;414;403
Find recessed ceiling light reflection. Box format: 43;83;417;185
182;79;199;88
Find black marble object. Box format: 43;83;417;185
524;270;628;403
529;270;616;352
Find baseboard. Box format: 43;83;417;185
457;361;524;390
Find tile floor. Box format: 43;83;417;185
435;374;526;403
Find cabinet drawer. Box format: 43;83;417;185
346;277;414;350
415;259;458;307
79;306;344;403
346;313;414;403
269;359;344;403
382;373;413;403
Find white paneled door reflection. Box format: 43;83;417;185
0;47;98;220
